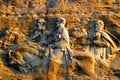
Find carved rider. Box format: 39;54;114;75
91;20;119;61
42;17;74;79
31;18;46;42
47;17;74;65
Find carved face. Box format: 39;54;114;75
56;17;66;27
37;18;46;31
94;20;104;32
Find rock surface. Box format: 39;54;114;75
0;0;120;80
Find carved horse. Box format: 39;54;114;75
3;27;26;48
8;42;43;73
7;19;47;73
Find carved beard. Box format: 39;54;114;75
38;23;45;31
56;21;60;27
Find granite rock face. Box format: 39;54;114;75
0;0;120;80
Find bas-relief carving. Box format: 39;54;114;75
0;17;119;77
91;20;120;64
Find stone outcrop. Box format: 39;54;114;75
0;0;120;80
